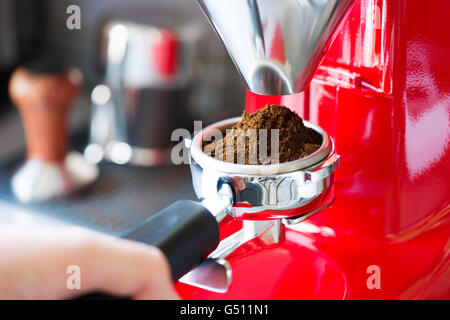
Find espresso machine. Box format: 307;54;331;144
170;0;450;299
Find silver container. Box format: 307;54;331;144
198;0;355;95
86;17;202;166
188;117;340;221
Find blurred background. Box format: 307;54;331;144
0;0;245;234
0;0;245;163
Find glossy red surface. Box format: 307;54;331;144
177;0;450;299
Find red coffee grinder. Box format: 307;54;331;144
174;0;450;299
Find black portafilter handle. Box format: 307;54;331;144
75;200;220;300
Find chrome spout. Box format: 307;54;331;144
198;0;355;95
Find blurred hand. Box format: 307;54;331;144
0;224;179;300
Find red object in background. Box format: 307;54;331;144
151;29;179;79
177;0;450;299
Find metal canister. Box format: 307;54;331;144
86;15;201;166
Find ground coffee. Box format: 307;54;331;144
202;104;322;165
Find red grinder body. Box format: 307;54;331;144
177;0;450;299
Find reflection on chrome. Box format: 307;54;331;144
198;0;355;95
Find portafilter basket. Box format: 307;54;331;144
189;117;340;222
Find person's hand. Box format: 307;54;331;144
0;224;179;300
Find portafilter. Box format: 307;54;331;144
78;116;339;297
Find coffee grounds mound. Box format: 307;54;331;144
202;104;322;165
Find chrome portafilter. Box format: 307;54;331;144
175;117;340;292
76;117;340;298
189;117;340;223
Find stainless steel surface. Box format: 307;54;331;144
243;219;284;244
11;152;99;203
209;221;283;261
189;117;340;218
198;0;355;95
87;17;202;166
